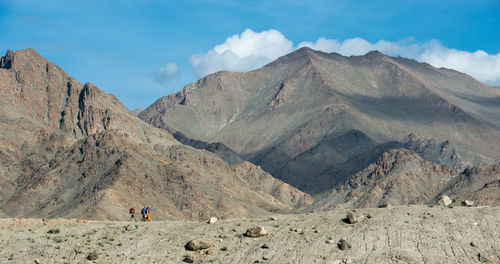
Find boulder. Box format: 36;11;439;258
183;255;194;263
437;195;452;206
185;240;211;251
462;200;474;207
87;252;98;261
208;217;217;224
346;213;359;224
338;238;351;251
244;226;267;238
378;203;391;209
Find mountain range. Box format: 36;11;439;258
0;49;312;220
139;47;500;204
1;47;499;220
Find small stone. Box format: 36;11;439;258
472;222;479;226
269;216;278;221
437;195;452;206
478;253;490;262
185;240;211;251
332;260;343;264
208;217;217;224
34;259;40;264
244;226;267;238
470;241;477;247
295;228;302;233
183;255;194;263
338;239;351;251
261;244;269;249
262;256;270;260
220;246;228;251
326;239;335;244
378;203;390;208
125;225;136;231
219;234;228;239
343;258;353;264
366;214;373;219
87;252;98;261
346;213;359;224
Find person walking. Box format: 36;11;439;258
141;207;147;222
146;206;151;222
129;207;137;222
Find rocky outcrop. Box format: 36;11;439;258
233;161;314;210
438;164;500;205
313;149;457;209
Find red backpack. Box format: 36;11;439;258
129;208;135;214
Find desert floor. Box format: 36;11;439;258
0;205;498;264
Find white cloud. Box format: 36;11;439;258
418;43;500;85
189;29;293;77
189;29;500;85
154;63;179;84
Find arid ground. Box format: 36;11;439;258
1;205;498;264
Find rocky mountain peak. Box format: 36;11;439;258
0;49;15;69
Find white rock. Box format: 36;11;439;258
437;195;452;206
462;200;474;207
208;217;217;224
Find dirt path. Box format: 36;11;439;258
0;206;498;263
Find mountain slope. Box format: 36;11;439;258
0;49;313;220
312;148;457;210
139;47;500;194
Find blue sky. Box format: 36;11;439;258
1;0;499;109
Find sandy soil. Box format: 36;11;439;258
0;206;498;264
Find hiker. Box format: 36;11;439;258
129;207;137;222
141;207;147;221
146;206;151;222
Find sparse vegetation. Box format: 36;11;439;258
48;227;61;234
235;234;243;238
8;253;14;260
53;236;64;243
